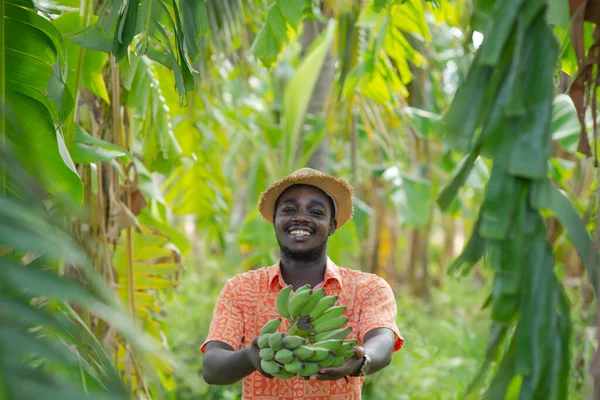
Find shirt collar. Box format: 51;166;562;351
268;257;343;290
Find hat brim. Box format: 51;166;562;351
258;172;354;229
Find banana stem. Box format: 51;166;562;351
65;0;92;150
285;318;312;339
1;0;6;195
285;320;299;336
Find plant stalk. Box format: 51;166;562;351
1;0;6;195
111;56;135;319
592;166;600;398
65;0;93;150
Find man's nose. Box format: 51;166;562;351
291;212;311;223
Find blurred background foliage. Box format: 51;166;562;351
2;0;600;398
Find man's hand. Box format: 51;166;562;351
302;346;366;381
248;337;274;379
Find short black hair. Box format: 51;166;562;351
273;184;336;221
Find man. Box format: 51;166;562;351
201;168;403;399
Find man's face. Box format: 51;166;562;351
274;185;337;256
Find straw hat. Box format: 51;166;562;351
258;168;354;229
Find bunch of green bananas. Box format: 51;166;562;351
255;285;357;379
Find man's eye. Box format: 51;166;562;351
282;207;295;213
310;209;323;216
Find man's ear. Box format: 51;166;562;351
329;219;337;236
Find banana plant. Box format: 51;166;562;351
69;0;209;99
0;138;162;400
438;2;595;397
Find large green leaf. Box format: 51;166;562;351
54;12;110;103
0;146;128;399
437;145;482;211
179;0;209;63
163;158;229;219
1;138;203;400
249;0;312;66
122;54;182;174
6;93;82;202
551;94;580;152
4;0;82;202
282;19;336;173
479;0;525;65
68;0;204;98
547;0;570;29
71;124;129;163
471;0;496;32
439;5;571;398
385;167;432;228
530;180;598;294
352;0;429;103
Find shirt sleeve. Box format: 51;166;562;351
200;277;245;354
358;277;404;351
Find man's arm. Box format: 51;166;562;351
358;327;396;374
203;338;270;385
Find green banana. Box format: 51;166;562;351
284;359;304;374
311;306;346;325
330;356;346;367
288;289;313;319
310;339;343;351
282;335;305;350
295;284;311;293
312;316;349;334
319;356;335;368
336;341;357;354
273;370;296;380
274;349;294;364
306;348;334;362
260;318;281;335
293;346;316;360
299;288;325;317
276;285;293;319
257;334;272;349
297;362;321;377
261;360;283;375
269;332;285;351
259;348;275;361
312;326;352;342
338;349;356;359
308;295;338;319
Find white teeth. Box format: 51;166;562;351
290;230;311;236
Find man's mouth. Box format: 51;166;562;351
287;227;313;238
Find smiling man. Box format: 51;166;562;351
201;168;403;399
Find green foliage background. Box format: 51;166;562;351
2;0;600;399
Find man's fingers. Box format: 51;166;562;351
353;346;365;359
309;373;337;381
318;367;345;376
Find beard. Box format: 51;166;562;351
278;240;327;263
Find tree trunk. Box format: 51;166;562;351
300;20;335;172
405;37;431;300
407;228;420;291
592;168;600;399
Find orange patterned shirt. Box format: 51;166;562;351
200;258;403;400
